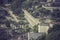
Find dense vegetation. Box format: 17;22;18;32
0;0;60;40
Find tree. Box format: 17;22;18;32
0;7;10;28
51;9;60;22
11;0;26;11
47;30;60;40
47;9;60;40
0;27;11;40
0;8;12;40
33;25;38;33
48;24;60;34
24;25;31;33
22;0;33;9
0;0;4;6
36;34;46;40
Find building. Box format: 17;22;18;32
28;33;46;40
42;0;60;10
